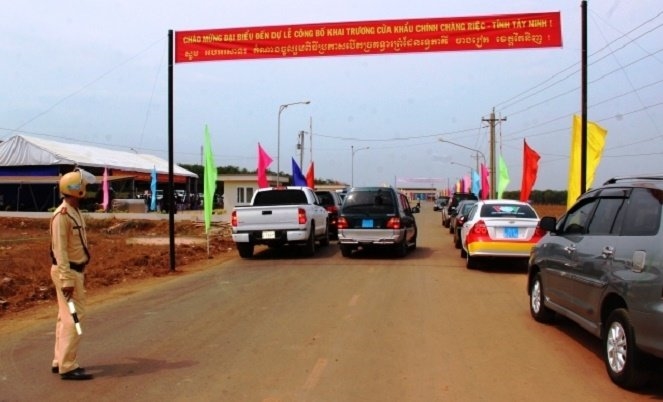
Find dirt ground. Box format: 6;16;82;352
0;216;236;316
1;204;567;318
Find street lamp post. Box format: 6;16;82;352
351;145;370;187
451;161;473;174
277;101;310;185
438;138;486;173
451;161;473;193
440;138;490;197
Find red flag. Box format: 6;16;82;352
480;163;490;199
257;143;273;188
520;139;540;202
306;162;315;188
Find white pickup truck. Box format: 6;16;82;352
230;186;330;258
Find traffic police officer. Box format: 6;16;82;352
50;168;95;380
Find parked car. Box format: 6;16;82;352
315;190;343;239
335;188;349;202
434;196;449;211
527;175;663;389
442;192;478;227
231;186;329;258
450;199;478;247
337;186;418;258
459;199;543;269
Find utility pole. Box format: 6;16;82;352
581;0;588;194
297;130;306;168
482;108;506;199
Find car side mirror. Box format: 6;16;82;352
539;216;557;233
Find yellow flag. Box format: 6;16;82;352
567;115;607;208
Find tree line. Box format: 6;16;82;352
501;189;567;205
179;164;344;186
180;163;568;205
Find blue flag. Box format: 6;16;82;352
472;169;480;197
150;166;157;211
291;158;307;186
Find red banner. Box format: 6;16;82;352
115;170;187;184
175;12;562;63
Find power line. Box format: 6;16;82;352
9;36;166;134
496;11;663;112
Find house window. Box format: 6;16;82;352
236;186;255;204
237;187;245;204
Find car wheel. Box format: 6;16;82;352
409;231;417;250
395;240;408;257
603;309;650;389
237;243;254;259
529;273;555;323
319;225;330;247
466;253;478;269
303;224;316;257
454;230;461;249
449;224;454;234
340;244;353;257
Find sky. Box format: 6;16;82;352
2;1;662;191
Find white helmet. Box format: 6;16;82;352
59;168;96;198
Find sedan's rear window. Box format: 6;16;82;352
480;204;537;218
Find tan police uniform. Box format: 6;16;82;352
50;199;90;374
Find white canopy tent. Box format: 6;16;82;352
0;134;197;178
0;135;199;211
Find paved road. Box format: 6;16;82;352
1;203;661;401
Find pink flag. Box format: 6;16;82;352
463;175;471;193
480;163;490;199
102;167;109;211
257;143;273;188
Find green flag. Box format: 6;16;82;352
497;154;510;199
203;125;217;233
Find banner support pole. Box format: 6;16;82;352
168;30;176;272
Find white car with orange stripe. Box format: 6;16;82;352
459;199;544;269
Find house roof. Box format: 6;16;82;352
0;135;197;178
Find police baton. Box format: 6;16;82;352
66;297;83;335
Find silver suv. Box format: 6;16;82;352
527;175;663;389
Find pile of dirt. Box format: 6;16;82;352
0;216;236;315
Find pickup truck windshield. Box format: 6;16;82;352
252;189;309;206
